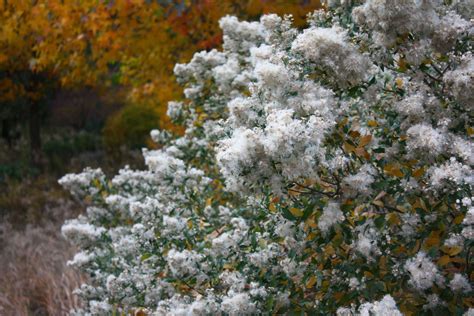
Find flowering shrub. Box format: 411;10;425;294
60;1;473;314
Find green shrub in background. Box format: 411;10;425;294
43;131;102;173
103;104;161;151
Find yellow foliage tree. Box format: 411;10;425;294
0;0;320;158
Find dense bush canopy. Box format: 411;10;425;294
60;0;473;315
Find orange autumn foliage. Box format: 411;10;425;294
0;0;320;142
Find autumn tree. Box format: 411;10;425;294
0;0;320;163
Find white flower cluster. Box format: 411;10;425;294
58;167;105;198
337;294;402;316
404;251;444;291
61;1;473;315
443;52;474;110
318;201;344;234
352;0;438;47
291;25;374;87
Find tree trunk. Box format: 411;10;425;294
29;101;42;167
1;119;12;148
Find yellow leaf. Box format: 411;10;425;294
306;232;317;241
405;159;419;167
395;77;404;89
187;219;193;229
383;164;394;172
384;164;404;178
379;256;387;270
396;205;407;213
359;134;372;147
289;207;304;217
269;203;276;213
450;257;465;264
368;120;378;127
288;188;301;197
421;58;432;65
306;276;317;288
305;217;318;229
315;292;325;300
387;213;400;225
463;297;474;308
339;117;348;127
186;240;193;250
412;167;425;178
332;231;343;245
467;127;474;136
399;304;415;316
453;214;465;225
419;198;427;211
375;191;386;200
92;178;101;188
441;246;463;256
325;245;335;256
372;200;384;207
343;142;356;153
437;255;451;266
397;58;408;72
412;198;428;211
424;231;441;248
223;263;234;270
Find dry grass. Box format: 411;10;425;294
0;222;86;315
0;176;86;315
